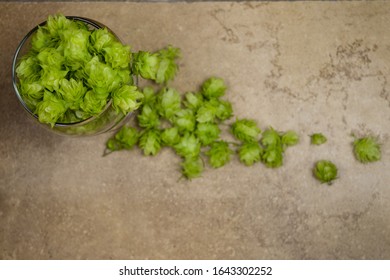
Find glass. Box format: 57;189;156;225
12;16;134;136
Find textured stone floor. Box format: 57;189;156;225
0;2;389;259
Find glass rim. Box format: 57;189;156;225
11;16;120;128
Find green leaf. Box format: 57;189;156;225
173;109;196;132
181;156;203;179
161;127;180;146
231;118;261;142
138;129;162;156
313;160;338;184
35;91;68;126
238;142;263;166
205;141;233;168
174;133;201;158
157;87;181;120
201;77;226;99
195;122;221;146
137;103;160;129
310;133;327;145
353;137;381;163
112;85;143;114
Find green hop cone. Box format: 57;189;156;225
313;160;338;184
181;156;204;180
161;127;180;147
90;28;116;53
80;90;107;115
40;67;68;92
196;101;217;123
114;126;139;150
62;28;92;70
132;51;159;81
311;133;327;145
195;122;221;146
58;78;87;110
20;81;44;100
173;109;196;133
84;56;121;96
35;91;68;127
106;126;139;153
138;129;162;156
157;87;181;120
212;99;233;121
201;77;227;99
37;47;64;69
112;85;143;115
174;133;201;158
102;41;131;69
206;141;234;168
353;137;381;163
31;27;55;52
106;138;122;152
137;104;160;129
281;130;299;149
238;142;263;166
262;146;284;168
183;92;204;111
142;87;157;106
155;46;180;84
45;14;80;39
261;127;281;147
231;118;261;142
16;55;41;82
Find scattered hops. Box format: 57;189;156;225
105;77;234;179
105;76;300;179
230;118;299;168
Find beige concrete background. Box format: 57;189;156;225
0;2;389;259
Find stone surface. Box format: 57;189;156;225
0;2;389;260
